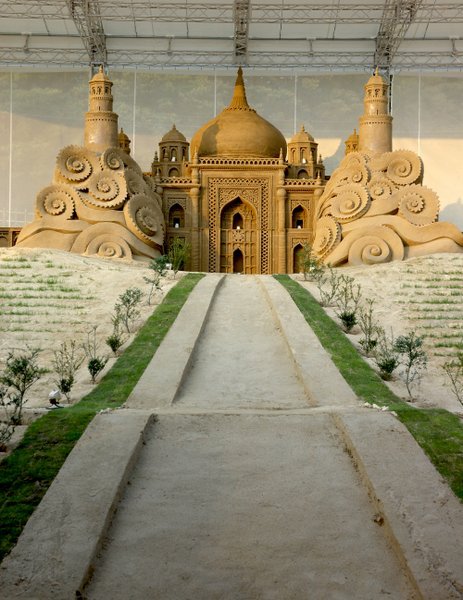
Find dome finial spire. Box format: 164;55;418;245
227;66;252;111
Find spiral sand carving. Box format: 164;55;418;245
17;145;164;261
313;149;463;266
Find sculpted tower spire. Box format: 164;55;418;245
84;66;119;152
358;68;392;154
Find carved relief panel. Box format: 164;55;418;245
208;177;269;274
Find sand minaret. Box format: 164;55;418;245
84;66;118;152
358;68;392;155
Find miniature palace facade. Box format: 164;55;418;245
151;68;326;274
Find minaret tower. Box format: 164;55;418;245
358;68;392;155
84;66;118;152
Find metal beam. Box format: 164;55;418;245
2;3;463;25
375;0;424;73
1;42;462;72
65;0;106;67
234;0;250;63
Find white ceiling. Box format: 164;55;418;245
0;1;462;72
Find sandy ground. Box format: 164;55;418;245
0;247;180;418
298;254;463;415
0;247;462;418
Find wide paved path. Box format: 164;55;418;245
2;274;462;600
86;276;416;599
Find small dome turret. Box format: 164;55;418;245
118;127;131;155
162;124;187;143
289;125;314;144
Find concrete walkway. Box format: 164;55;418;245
1;274;462;600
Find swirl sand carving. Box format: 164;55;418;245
313;149;463;266
17;146;164;260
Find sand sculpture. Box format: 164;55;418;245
14;66;463;270
312;70;463;266
151;68;326;274
16;67;164;261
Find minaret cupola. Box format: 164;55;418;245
84;66;119;152
358;68;392;155
153;124;189;178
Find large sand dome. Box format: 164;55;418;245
190;68;287;159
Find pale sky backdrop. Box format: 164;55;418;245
1;69;462;229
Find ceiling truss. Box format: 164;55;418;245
65;0;106;66
0;1;462;72
234;0;250;62
375;0;424;72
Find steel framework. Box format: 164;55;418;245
0;1;462;71
2;2;463;24
65;0;106;66
375;0;424;72
234;0;250;62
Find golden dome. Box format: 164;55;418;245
162;124;187;143
190;68;287;158
289;125;314;143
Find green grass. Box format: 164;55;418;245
0;272;204;561
275;274;463;501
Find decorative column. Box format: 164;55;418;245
189;153;201;271
277;186;287;273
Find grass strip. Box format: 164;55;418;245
0;272;204;561
275;274;463;500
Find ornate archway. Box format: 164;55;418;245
219;197;257;273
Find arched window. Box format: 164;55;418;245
292;206;305;229
171;148;177;161
293;244;304;273
297;169;309;180
233;248;244;273
169;167;179;178
232;212;244;229
169;203;185;228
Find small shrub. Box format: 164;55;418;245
358;298;384;356
168;238;191;277
394;332;428;399
52;340;84;401
339;310;357;333
144;256;169;305
442;354;463;406
0;385;15;450
82;327;108;383
299;243;325;281
106;316;126;356
374;331;400;380
316;267;342;307
114;287;143;333
334;275;361;331
0;348;47;424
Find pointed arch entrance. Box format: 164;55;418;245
220;197;257;273
233;249;244;273
293;243;304;273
